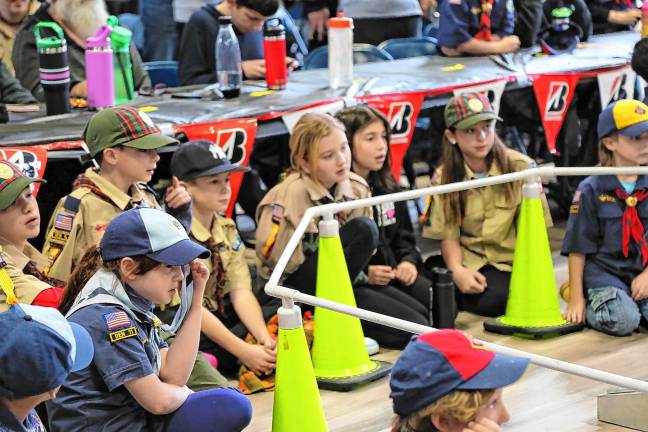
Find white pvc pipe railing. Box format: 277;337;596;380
265;166;648;393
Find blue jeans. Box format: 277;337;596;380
139;0;176;61
165;387;252;431
586;286;648;336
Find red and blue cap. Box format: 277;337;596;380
390;330;529;417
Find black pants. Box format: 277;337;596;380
353;15;421;46
459;265;511;317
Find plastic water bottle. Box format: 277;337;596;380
34;22;71;115
108;16;135;104
86;25;115;108
263;20;287;90
215;16;242;98
327;12;353;89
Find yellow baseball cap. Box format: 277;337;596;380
598;99;648;140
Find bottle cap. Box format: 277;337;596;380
86;25;112;49
328;12;353;29
107;15;119;29
34;22;65;49
264;19;285;37
110;26;132;49
218;16;233;25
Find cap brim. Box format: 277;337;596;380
0;177;45;210
181;163;251;181
68;322;94;372
122;133;179;151
146;238;211;266
457;353;529;391
452;112;502;130
616;120;648;138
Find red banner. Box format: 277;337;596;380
357;92;424;181
0;147;48;196
532;73;581;155
175;118;258;217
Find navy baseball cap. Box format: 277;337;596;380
170;140;250;181
390;330;529;417
598;99;648;140
0;304;94;399
100;208;210;265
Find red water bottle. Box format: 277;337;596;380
263;21;287;90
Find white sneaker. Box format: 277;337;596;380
365;337;379;356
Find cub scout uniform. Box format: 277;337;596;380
0;243;52;311
42;168;159;282
255;171;372;281
438;0;514;48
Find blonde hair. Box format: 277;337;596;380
392;389;495;432
289;113;346;184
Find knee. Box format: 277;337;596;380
586;287;640;336
343;216;379;249
219;388;253;430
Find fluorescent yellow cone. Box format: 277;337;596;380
273;306;328;432
312;222;377;378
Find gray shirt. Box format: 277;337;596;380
339;0;422;19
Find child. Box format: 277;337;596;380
42;107;191;283
631;38;648;105
0;303;94;431
47;208;252;432
562;99;648;336
586;0;641;34
422;92;551;317
390;329;529;432
335;106;430;347
0;160;63;310
170;140;278;376
437;0;520;56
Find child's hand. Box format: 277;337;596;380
165;176;192;209
368;265;396;285
395;261;418;286
453;267;487;294
563;297;585;323
631;271;648;301
189;260;209;299
496;35;520;54
462;418;502;432
240;344;276;375
609;9;641;25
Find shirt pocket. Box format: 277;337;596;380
597;204;623;252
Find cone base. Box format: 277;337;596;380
484;317;585;339
316;360;392;392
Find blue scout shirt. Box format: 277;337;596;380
438;0;515;48
561;175;648;294
0;402;46;432
46;288;168;432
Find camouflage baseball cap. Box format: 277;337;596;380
444;93;501;129
0;160;45;210
82;107;178;157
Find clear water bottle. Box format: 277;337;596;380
327;12;353;89
215;16;242;98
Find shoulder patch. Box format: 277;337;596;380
63;196;81;213
272;204;284;223
230;233;243;252
109;326;138;343
103;310;133;331
54;213;74;233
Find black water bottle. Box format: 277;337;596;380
34;22;71;116
432;267;456;329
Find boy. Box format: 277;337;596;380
0;159;63;310
390;329;529;432
42;107;191;282
170;140;278;377
0;303;94;431
586;0;641;34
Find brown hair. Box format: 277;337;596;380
598;137;615;167
392;389;495;432
439;131;515;228
334;105;397;192
288;113;346;185
59;246;161;314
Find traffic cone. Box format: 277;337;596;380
311;219;392;391
484;181;584;338
272;302;328;431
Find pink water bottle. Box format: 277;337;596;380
86;25;115;109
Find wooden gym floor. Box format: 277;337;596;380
245;225;648;431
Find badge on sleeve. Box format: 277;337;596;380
569;190;581;214
271;204;284;223
230;233;243;252
104;311;138;343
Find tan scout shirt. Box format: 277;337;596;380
255;171;372;281
0;1;40;75
190;214;252;312
42;168;159;282
0;242;51;311
423;149;552;272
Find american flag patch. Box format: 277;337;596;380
54;213;73;232
103;311;132;330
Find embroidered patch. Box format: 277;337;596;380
230;234;243;252
571;190;581;204
569;204;579;214
50;229;69;243
599;194;615;203
271;204;284;223
94;223;108;233
109;326;138;343
54;213;73;232
103;311;132;330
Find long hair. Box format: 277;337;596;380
598;137;615;167
288;113;346;185
392;389;495;432
60;246;161;315
334;105;397;192
439;131;516;228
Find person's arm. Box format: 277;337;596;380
12;26;45;101
565;253;586;323
445;36;520;56
158;261;209;386
123;375;192;415
441;239;487;294
230;288;272;344
0;62;37;104
513;0;543;47
129;41;151;90
391;200;421;286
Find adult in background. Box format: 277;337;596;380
13;0;149;101
0;0;40;75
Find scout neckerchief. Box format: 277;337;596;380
23;260;65;287
73;173;113;204
614;188;648;266
475;0;495;41
205;236;226;315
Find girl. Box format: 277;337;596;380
335;106;430;347
422;92;551;317
0;160;63;310
390;329;529;432
562;99;648;336
47;208;251;432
